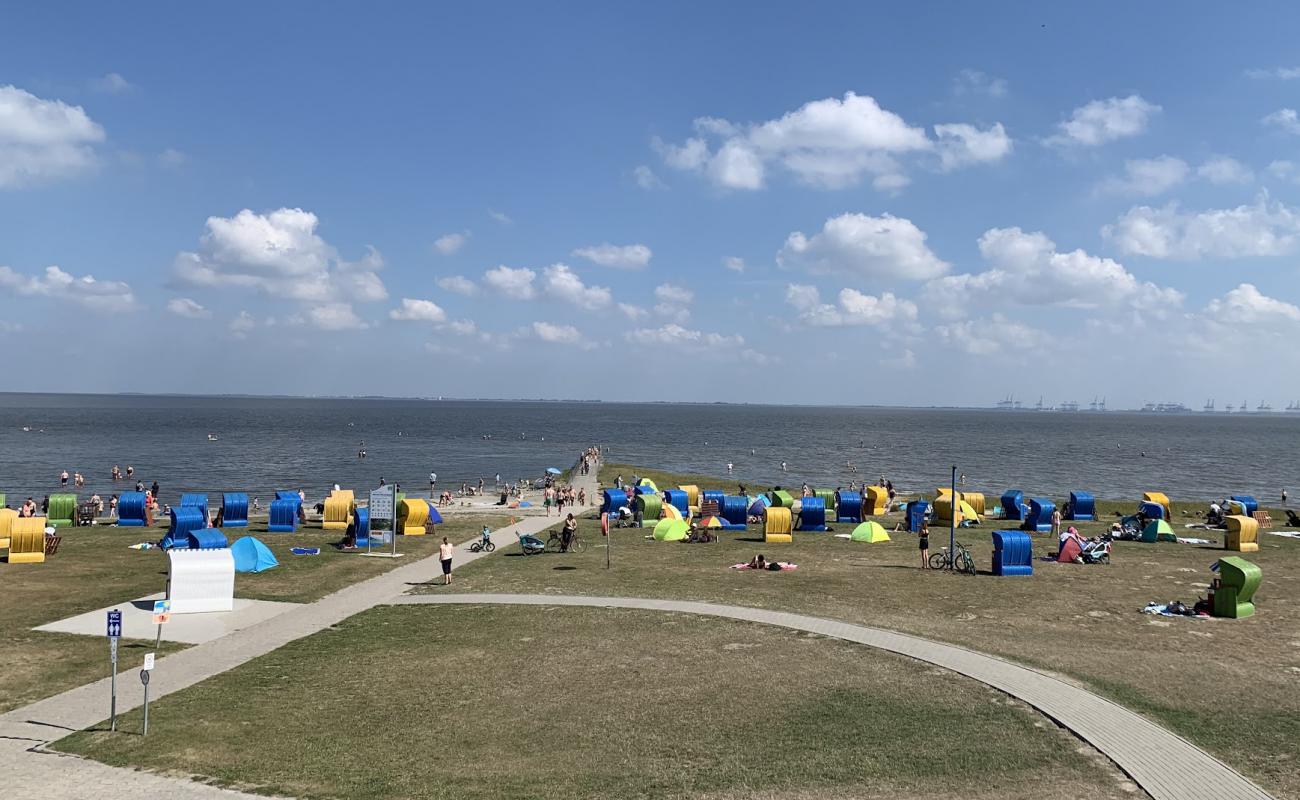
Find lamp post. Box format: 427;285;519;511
949;465;957;570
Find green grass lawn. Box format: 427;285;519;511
0;513;509;714
415;463;1300;799
57;605;1135;800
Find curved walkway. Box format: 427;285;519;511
395;592;1273;800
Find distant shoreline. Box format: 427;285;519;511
3;391;1300;416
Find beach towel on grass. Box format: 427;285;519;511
290;547;320;556
1176;537;1212;545
1268;530;1300;539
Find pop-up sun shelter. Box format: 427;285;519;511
1140;519;1176;542
653;518;688;541
230;536;278;573
747;495;771;517
850;520;890;543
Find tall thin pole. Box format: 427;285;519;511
949;465;957;570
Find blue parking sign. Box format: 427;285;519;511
107;609;122;639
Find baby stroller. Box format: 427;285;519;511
517;531;546;556
1079;535;1112;564
469;526;496;553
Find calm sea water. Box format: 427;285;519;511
0;394;1296;506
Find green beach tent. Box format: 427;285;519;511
850;520;891;543
653;518;688;541
1141;519;1176;543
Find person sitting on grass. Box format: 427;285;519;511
748;553;767;570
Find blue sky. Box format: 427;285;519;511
3;2;1300;408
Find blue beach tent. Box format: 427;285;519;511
230;536;279;573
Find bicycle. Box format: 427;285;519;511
929;541;976;574
546;530;585;553
468;533;496;553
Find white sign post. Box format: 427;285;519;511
366;485;401;558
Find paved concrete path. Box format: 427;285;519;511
395;592;1275;800
0;458;602;799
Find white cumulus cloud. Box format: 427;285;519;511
302;303;367;331
625;323;743;349
1262;108;1300;135
1047;95;1160;147
572;243;652;269
785;284;918;327
0;85;106;188
542;264;612;310
953;69;1008;98
654;283;694;304
935;314;1051;356
777;212;949;281
633;165;665;190
389;298;448;322
482;265;536;299
91;73;134;93
1197;156;1253;185
923;226;1183;315
166;297;210;319
532;321;583;343
1096;156;1189;196
1205;283;1300;323
654;91;1009;191
171;207;387;304
1102;196;1300;259
722;256;745;273
433;231;469;255
933;123;1012;171
1246;67;1300;80
436;275;478;296
0;264;137;311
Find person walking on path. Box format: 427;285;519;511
438;537;454;585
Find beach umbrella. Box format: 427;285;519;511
546;467;562;475
703;516;723;529
850;520;891;543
